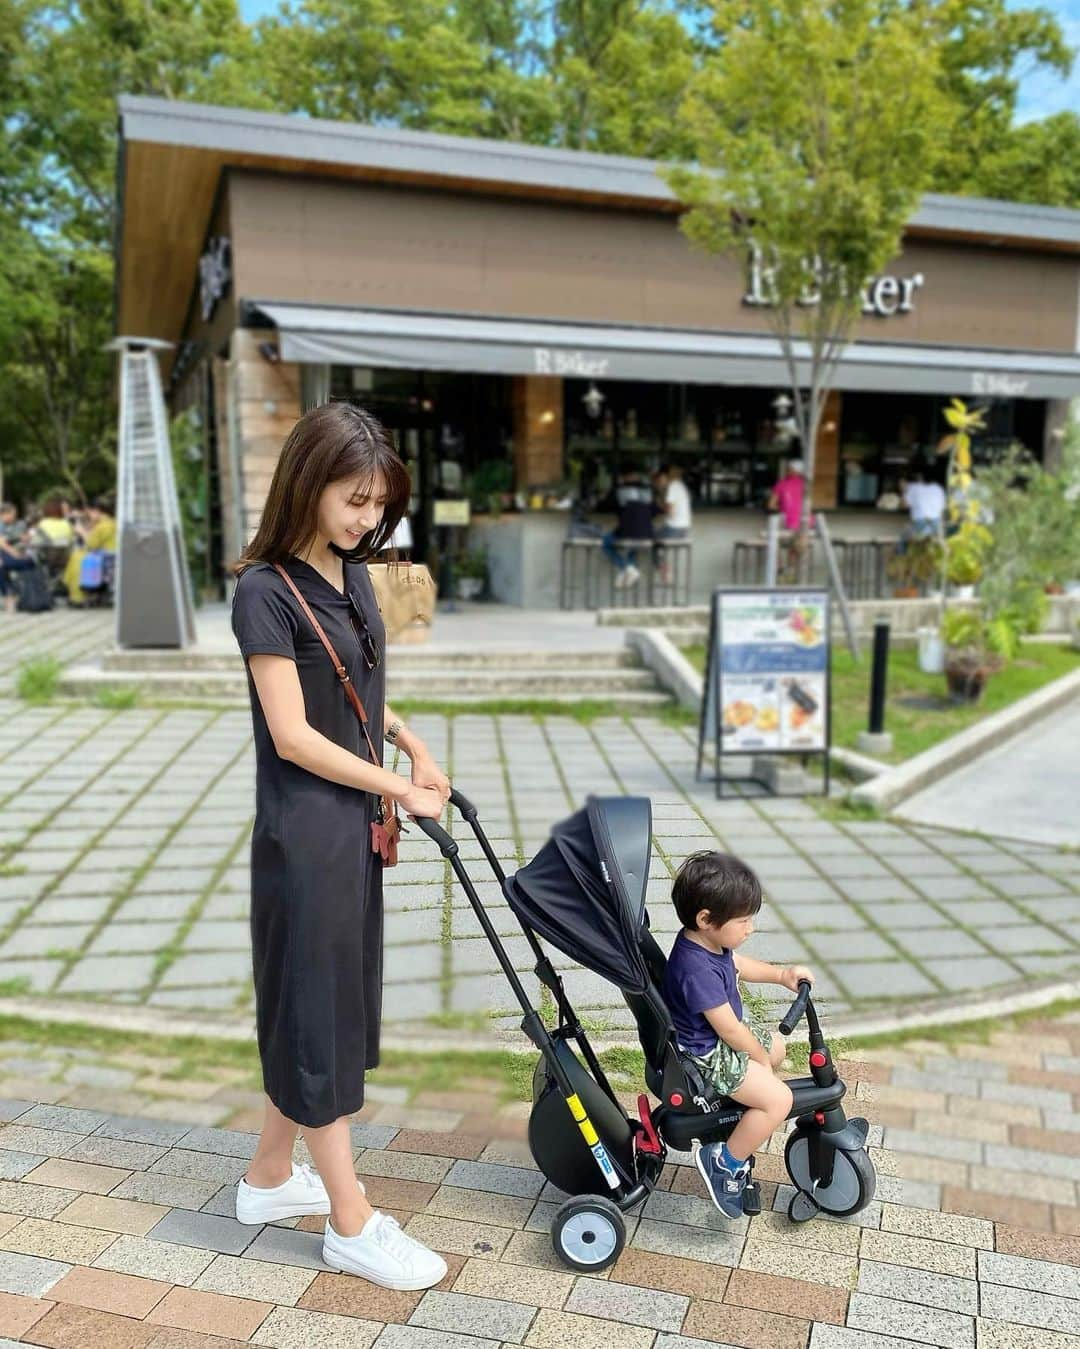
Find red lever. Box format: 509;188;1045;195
814;1110;826;1125
636;1094;663;1155
810;1051;827;1068
670;1092;684;1107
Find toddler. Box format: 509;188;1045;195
662;850;813;1217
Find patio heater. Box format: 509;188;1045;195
111;337;196;648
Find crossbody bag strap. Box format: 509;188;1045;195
272;562;381;767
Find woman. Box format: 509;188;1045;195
230;403;451;1290
63;497;117;605
32;497;76;547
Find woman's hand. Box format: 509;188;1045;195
410;751;450;806
399;784;445;820
780;965;815;993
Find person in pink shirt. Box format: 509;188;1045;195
768;458;807;531
768;458;814;580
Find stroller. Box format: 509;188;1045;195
418;790;876;1272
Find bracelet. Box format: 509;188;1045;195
385;719;404;745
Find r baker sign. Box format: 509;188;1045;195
743;244;924;318
533;348;611;378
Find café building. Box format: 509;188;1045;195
115;96;1080;605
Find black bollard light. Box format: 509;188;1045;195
868;619;890;736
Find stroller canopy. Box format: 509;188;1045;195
505;795;652;994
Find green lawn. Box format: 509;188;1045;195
682;640;1080;764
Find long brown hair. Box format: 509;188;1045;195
238;403;410;572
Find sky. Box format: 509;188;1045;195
1011;0;1080;120
236;0;1079;126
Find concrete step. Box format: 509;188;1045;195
103;646;639;673
387;667;658;695
597;605;709;629
657;626;708;647
59;666;671;708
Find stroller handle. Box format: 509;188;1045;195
449;787;477;817
413;814;456;855
411;787;477;856
778;979;813;1036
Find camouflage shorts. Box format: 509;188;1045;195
690;1020;775;1097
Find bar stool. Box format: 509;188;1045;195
733;539;768;585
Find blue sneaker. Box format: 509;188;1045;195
695;1143;749;1218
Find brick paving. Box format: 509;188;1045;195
0;1015;1079;1348
1;608;1079;1030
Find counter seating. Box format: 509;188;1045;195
560;536;692;610
733;532;896;598
840;538;897;599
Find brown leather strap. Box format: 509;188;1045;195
272;562;381;767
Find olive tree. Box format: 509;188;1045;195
665;0;953;563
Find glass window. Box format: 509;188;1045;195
837;393;1048;506
564;380;797;510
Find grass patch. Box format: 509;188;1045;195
683;641;1080;764
95;687;140;710
0;1010;540;1103
830;643;1080;762
810;796;882;824
1;997;1077;1110
839;995;1080;1055
16;656;62;704
657;703;697;730
424;1010;491;1033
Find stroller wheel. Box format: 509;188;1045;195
785;1127;876;1218
551;1195;625;1273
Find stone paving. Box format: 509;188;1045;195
897;699;1080;848
1;610;1079;1032
0;1015;1079;1349
0;611;114;698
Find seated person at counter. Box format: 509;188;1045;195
901;470;945;538
602;465;658;589
653;463;692;585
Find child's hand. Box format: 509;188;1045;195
780;965;814;992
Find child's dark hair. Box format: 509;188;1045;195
671;851;762;929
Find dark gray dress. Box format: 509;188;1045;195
231;556;386;1128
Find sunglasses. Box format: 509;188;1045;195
347;592;381;670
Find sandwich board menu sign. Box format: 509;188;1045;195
697;587;831;796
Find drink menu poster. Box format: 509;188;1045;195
718;591;828;754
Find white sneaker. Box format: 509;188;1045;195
235;1163;364;1224
323;1211;448;1290
623;564;641;587
613;569;629;589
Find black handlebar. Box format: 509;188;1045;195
779;979;812;1036
411;788;477;856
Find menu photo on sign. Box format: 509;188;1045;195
699;588;831;785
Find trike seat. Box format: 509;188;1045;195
623;928;846;1151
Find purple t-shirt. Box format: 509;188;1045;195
662;932;743;1056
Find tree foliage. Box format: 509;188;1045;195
664;0;952;550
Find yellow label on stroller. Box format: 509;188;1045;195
566;1093;621;1190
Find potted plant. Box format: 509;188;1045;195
465;461;513;517
455;548;488;601
940;608;1009;703
885;535;941;598
945;529;988;600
